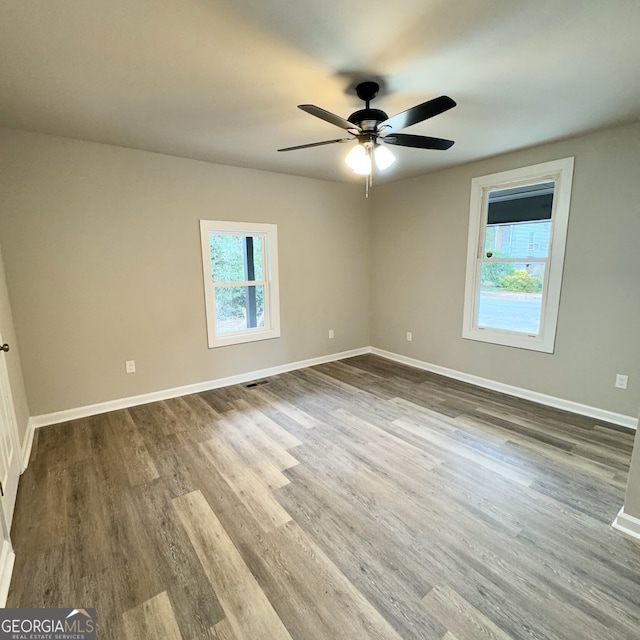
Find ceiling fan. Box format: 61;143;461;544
278;81;456;183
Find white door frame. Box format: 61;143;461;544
0;332;19;607
0;333;21;531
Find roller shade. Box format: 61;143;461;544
487;182;554;225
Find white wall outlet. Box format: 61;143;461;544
328;329;334;339
406;332;412;342
615;374;628;389
126;360;136;374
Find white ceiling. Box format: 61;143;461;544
1;0;639;183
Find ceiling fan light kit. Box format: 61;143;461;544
278;81;456;195
373;144;396;171
345;143;396;175
345;143;370;174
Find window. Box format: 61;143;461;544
200;220;280;348
462;157;574;353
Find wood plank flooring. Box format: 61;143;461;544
8;354;640;639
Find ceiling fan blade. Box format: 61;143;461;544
380;96;456;132
381;134;455;150
298;105;360;132
278;138;352;152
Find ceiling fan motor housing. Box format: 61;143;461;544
348;109;388;131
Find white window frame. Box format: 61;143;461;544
462;157;574;353
200;220;280;348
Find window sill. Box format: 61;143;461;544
462;327;554;353
208;327;281;349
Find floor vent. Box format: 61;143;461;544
245;380;270;388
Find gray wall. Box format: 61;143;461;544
0;129;370;415
371;122;640;418
1;122;639;423
0;248;30;447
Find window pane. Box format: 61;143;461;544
484;182;554;259
214;285;265;334
210;234;263;283
484;220;551;260
477;262;545;334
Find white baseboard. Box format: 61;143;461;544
370;348;638;430
29;347;370;430
20;418;36;472
0;539;15;607
28;344;638;435
612;507;640;542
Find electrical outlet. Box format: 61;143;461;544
329;329;334;339
615;374;628;389
126;360;136;374
406;332;412;342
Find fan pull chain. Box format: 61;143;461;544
364;145;373;198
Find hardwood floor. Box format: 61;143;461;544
8;354;640;639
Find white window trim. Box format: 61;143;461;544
200;220;281;348
462;157;574;353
